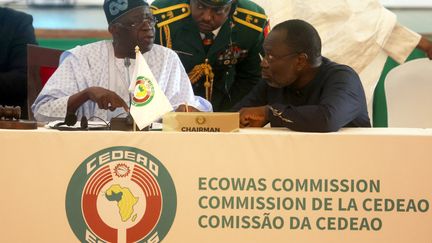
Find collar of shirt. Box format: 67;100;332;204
200;27;221;40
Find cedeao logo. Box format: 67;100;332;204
66;146;177;242
132;76;155;107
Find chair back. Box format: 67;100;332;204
385;58;432;128
27;44;63;120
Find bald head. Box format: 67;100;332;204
273;19;322;66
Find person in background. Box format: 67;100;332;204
233;19;371;132
0;7;37;119
253;0;432;116
32;0;210;122
151;0;268;111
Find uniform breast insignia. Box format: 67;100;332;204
217;43;248;66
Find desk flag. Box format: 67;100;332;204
129;46;173;130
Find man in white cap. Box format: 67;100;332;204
33;0;211;122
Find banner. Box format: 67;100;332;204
1;128;432;242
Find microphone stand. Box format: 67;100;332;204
125;57;137;131
124;57;136;128
124;57;131;106
110;57;136;131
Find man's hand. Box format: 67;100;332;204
87;87;129;112
239;106;269;128
67;86;129;114
418;37;432;60
176;104;200;112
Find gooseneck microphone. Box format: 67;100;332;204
124;57;132;106
124;58;131;72
124;57;134;125
124;57;131;71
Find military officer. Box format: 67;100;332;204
151;0;268;111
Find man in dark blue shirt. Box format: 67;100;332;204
233;19;371;132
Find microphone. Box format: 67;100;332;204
124;57;131;106
80;115;88;129
109;57;139;131
54;113;77;128
124;57;134;124
124;57;131;85
54;113;89;130
65;113;78;126
124;57;131;68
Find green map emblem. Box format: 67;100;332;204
66;146;177;242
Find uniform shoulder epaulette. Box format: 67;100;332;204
232;6;268;32
151;3;191;28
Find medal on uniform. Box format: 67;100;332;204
217;43;248;66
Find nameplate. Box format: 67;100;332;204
162;112;239;132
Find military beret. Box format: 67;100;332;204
103;0;149;24
197;0;233;7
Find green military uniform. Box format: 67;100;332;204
151;0;268;111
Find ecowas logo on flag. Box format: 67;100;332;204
129;47;173;130
132;76;155;107
65;146;177;243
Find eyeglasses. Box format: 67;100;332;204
261;52;299;64
116;16;158;30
